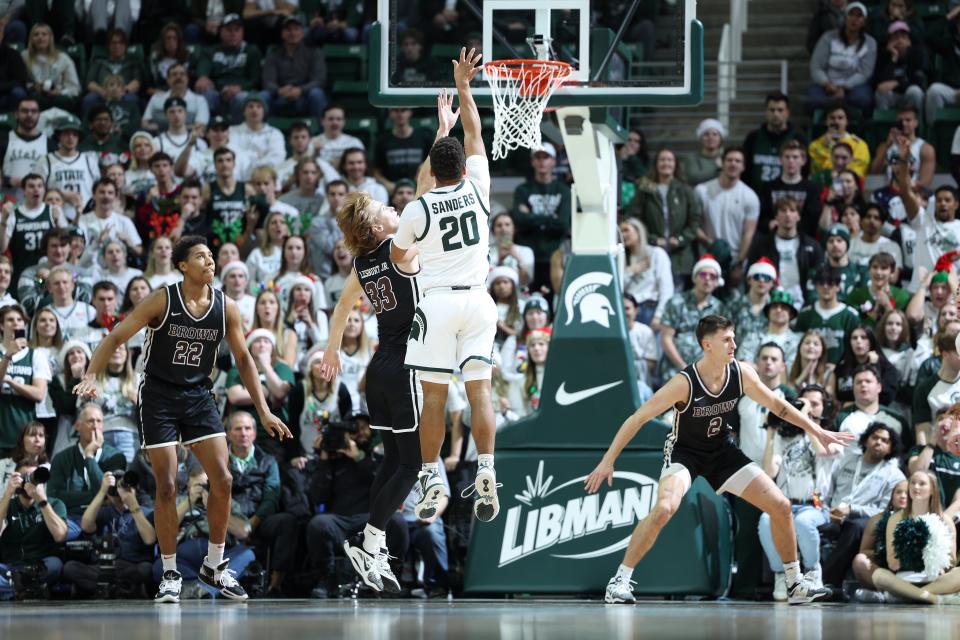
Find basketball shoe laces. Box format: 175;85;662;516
217;567;241;590
460;481;504;502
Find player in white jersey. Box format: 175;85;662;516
1;98;49;189
391;48;501;523
35;117;100;223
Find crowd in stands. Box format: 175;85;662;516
0;0;958;604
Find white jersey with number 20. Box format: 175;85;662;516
394;155;491;290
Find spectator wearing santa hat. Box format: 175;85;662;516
747;196;824;307
727;257;778;346
221;261;256;331
225;328;296;457
659;253;727;380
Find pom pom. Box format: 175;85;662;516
893;517;929;572
919;513;953;581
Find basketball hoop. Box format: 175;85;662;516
483;59;572;160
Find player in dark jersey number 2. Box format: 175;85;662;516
319;189;423;594
74;236;292;603
585;315;854;605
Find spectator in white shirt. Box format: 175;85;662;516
310;104;363;168
339;148;389;204
93;240;143;294
45;265;96;341
175;115;255;184
142;63;210;133
77;178;143;265
276;122;339;192
228;94;286;170
619;217;674;330
246;211;289;287
623;293;657;399
220;261;256;330
488;211;535;288
695;146;761;286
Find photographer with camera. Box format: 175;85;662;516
758;384;834;601
304;413;407;598
62;469;156;598
224;411;297;596
0;463;68;599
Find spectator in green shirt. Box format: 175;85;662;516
79;105;131;170
908;407;960;521
511;142;571;291
226;329;294;458
0;461;68;599
374;107;434;192
845;252;910;327
224;410;297;595
194;14;263;123
81;28;143;118
47;403;127;517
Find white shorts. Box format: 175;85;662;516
404;287;497;378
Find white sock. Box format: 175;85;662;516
206;541;225;568
162;554;177;573
363;523;385;554
615;564;633;582
478;454;494;468
422;462;439;474
784;561;801;588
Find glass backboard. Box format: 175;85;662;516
370;0;703;108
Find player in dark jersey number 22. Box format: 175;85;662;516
585;315;854;605
319;190;423;594
75;236;292;603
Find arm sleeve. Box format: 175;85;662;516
809;33;832;85
60;54;81;97
254;457;281;519
744;186;760;220
393;201;424;251
266;129;286;167
846;37;877;88
262;51;279;93
194;93;210;126
466;155;491;207
654;250;674;319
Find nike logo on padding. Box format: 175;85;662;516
555;381;623;406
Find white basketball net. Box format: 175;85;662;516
483;60;572;160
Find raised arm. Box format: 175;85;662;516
223;297;292;441
452;47;485;159
416;89;460;198
740;361;854;452
584;374;690;492
319;270;362;381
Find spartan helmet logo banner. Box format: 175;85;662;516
563;272;615;328
408;308;427;342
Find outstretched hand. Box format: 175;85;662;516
452;47;483;87
813;427;856;452
437;88;460;137
584;457;614;494
261;411;293;441
319;348;342;382
73;373;99;399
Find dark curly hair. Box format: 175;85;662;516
172;235;208;272
430;136;466;182
859;422;902;460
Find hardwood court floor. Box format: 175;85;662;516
1;598;958;640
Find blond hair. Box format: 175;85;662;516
336;191;380;256
25;23;57;69
250;165;278;184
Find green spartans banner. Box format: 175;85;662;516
464;253;734;594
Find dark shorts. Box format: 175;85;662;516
138;376;225;448
663;439;759;494
365;349;421;433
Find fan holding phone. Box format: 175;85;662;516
0;304;52;458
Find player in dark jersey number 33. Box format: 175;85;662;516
75;236;291;604
585;315;853;605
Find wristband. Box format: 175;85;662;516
37;500;48;509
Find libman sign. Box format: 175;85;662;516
465;450;733;595
499;460;656;567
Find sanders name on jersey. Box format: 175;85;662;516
429;192;477;215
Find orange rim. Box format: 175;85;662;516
483;59;573;96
